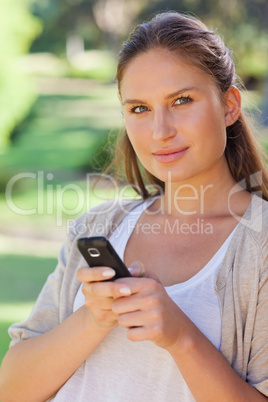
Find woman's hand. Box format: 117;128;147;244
112;275;183;350
76;263;144;330
77;262;183;350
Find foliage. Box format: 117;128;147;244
30;0;146;55
0;0;41;147
31;1;98;55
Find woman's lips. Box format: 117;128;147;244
152;147;189;163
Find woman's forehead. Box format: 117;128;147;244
120;48;215;98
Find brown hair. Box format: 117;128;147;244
111;11;268;200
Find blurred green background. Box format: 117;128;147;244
0;0;268;363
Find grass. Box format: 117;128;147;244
0;254;57;363
0;84;121;189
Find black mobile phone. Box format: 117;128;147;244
76;236;132;280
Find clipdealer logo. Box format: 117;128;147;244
127;217;213;236
5;170;264;232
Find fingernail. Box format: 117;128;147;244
128;267;135;273
119;287;131;296
102;269;116;278
128;266;145;277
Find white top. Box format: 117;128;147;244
54;199;236;402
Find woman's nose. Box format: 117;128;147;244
152;108;177;141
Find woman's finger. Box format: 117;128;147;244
82;280;132;299
128;262;162;284
76;266;116;282
117;310;146;329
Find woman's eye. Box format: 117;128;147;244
131;105;148;113
174;96;191;105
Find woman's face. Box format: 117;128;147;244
120;48;233;185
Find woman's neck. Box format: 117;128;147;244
154;162;251;221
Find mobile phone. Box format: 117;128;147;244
77;236;132;280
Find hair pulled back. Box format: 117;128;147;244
113;12;268;200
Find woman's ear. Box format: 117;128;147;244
224;86;241;127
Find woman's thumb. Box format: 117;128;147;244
128;261;145;277
128;261;161;283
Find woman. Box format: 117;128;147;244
0;11;268;402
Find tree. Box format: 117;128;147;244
30;0;149;55
0;0;41;147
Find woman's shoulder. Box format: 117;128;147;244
217;197;268;291
230;196;268;266
243;196;268;240
223;196;268;263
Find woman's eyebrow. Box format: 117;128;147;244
122;87;197;106
122;98;145;106
165;87;197;100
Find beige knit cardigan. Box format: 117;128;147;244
9;196;268;396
